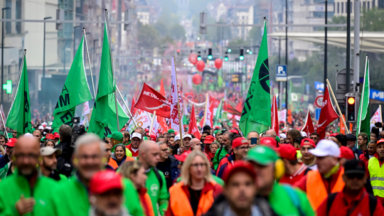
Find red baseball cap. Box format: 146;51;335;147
90;171;123;194
222;161;256;184
46;134;55;140
150;134;157;141
330;133;338;137
300;138;316;148
174;151;191;162
5;138;17;147
53;132;60;139
204;135;214;144
278;144;297;161
232;137;249;149
340;146;355;160
229;129;239;134
260;137;277;149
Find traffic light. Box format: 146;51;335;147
208;48;212;60
346;94;356;122
3;80;12;94
248;49;252;54
177;49;180;56
227;48;232;53
197;51;202;61
224;52;229;61
239;49;244;61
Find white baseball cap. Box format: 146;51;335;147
174;134;180;142
24;133;33;137
309;139;340;157
131;132;142;140
40;147;62;156
183;134;192;140
279;133;286;139
300;131;307;137
38;126;44;130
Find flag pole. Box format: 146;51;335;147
173;56;183;147
203;93;208;126
326;79;350;134
83;28;97;99
116;86;137;127
105;9;120;130
380;105;382;123
0;106;8;139
149;111;156;135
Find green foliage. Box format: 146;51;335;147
138;24;160;49
154;22;168;37
247;27;262;44
169;24;186;41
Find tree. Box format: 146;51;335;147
154;21;168;37
248;27;262;44
169;24;186;41
138;25;160;49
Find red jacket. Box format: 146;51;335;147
279;164;309;186
294;167;343;193
366;153;384;205
317;188;383;216
126;144;139;158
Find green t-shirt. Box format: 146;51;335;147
146;168;169;216
212;147;228;170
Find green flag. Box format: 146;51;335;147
52;37;93;132
6;54;33;136
239;21;271;135
214;99;223;127
356;56;370;140
88;21;129;139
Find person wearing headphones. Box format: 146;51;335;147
246;144;314;215
294;139;344;211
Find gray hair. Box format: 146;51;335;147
210;142;221;148
157;141;166;146
74;133;105;155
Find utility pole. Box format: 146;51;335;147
354;0;360;93
43;16;52;103
1;7;10;105
285;0;289;112
324;0;328;85
346;0;351;93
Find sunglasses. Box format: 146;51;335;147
346;173;365;180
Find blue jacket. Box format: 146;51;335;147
169;155;180;182
217;154;235;178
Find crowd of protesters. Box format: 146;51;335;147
0;117;383;216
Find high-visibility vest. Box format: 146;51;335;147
368;157;384;198
306;168;344;210
169;182;215;216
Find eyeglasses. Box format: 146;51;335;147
190;163;207;168
237;146;250;150
346;173;365;180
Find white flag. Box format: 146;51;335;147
170;57;184;134
127;110;152;132
370;107;382;125
0;105;6;129
278;109;287;123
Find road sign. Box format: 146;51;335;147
3;80;12;94
276;65;287;81
314;95;324;108
315;108;321;120
314;81;324;91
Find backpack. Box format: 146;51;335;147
153;167;164;189
326;192;377;216
281;185;306;216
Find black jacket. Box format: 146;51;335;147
0;155;10;169
55;140;74;177
204;194;277;216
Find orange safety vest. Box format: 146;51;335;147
306;168;345;210
169;182;215;216
142;191;155;216
107;157;134;170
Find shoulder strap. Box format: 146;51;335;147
368;194;377;216
153;167;163;189
326;193;338;215
216;147;223;162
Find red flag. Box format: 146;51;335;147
188;105;201;139
301;110;315;137
223;102;242;116
235;99;243;114
316;86;339;139
131;96;137;116
159;78;165;96
232;116;239;128
134;83;171;118
271;96;279;136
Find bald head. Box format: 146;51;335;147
139;141;160;169
14;135;40;176
265;129;276;137
190;138;201;149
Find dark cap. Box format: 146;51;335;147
346;134;357;141
203;125;211;132
344;159;366;175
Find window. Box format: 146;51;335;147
368;2;370;10
337;2;339;13
363;2;366;11
5;0;11;34
16;0;21;34
341;2;344;13
351;2;353;13
373;0;375;8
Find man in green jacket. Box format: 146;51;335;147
39;147;67;181
212;131;234;170
139;141;169;216
246;145;315;216
0;136;57;216
47;134;144;216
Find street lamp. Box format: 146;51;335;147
1;7;10;104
